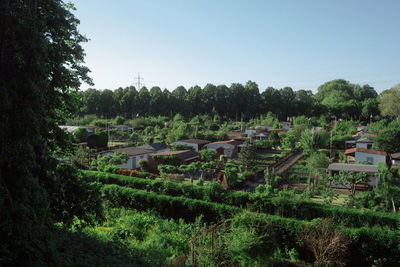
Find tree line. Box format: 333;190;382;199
77;79;399;121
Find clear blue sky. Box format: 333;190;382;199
70;0;400;93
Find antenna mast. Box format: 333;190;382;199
134;72;144;90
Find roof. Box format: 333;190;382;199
59;125;79;133
207;139;243;146
356;138;374;143
151;150;199;161
352;131;376;137
391;152;400;160
268;129;287;132
345;148;387;156
175;139;210;145
327;163;379;173
137;142;168;151
106;146;153;157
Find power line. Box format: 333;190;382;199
134;72;144;90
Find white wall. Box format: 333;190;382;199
102;151;153;170
355;152;386;165
356;143;373;149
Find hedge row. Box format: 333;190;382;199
257;196;400;230
82;171;400;229
100;184;400;266
101;184;241;223
81;170;251;206
232;212;400;266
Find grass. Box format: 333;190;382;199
310;194;347;206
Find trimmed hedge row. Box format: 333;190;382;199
258;196;400;230
232;212;400;266
81;170;251;206
82;171;400;229
101;184;241;223
100;184;400;266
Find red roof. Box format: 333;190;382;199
345;147;387;156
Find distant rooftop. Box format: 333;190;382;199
105;146;153;156
137;142;168;151
176;139;210;145
345;148;387;156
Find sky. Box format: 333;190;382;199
70;0;400;94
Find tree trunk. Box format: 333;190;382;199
392;197;396;213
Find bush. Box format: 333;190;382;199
138;159;148;172
103;165;119;173
74;127;88;142
101;184;240;223
112;116;125;125
231;212;400;266
81;171;400;229
50;163;104;227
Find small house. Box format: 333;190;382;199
205;139;243;158
345;138;374;150
327;163;380;188
101;146;155;170
345;148;388;165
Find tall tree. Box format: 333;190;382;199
379;84;400;120
0;0;91;264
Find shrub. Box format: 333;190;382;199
138;159;149;172
74;127;88;142
103;165;119;174
101;184;240;223
112;116;125;125
81;171;400;229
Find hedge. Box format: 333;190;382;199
258;196;400;230
82;171;400;229
81;170;251;206
101;184;241;223
232;212;400;266
100;184;400;266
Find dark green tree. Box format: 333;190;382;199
0;0;92;264
239;141;257;171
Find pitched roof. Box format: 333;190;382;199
356;138;374;143
345;148;387;156
352;131;376;137
207;139;243;146
176;139;210;145
327;163;379;173
268;129;287;132
151;150;199;161
137;142;168;151
106;146;153;157
391;152;400;160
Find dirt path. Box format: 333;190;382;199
274;151;304;174
235;151;304;192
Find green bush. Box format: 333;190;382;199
231;212;400;266
81;171;400;229
74;127;88;142
101;184;240;223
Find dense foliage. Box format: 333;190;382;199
75;79;387;122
